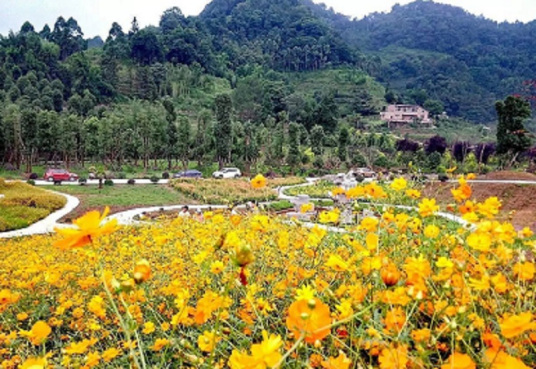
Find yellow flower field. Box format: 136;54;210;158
1;177;536;368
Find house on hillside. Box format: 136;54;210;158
380;104;433;128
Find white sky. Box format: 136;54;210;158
0;0;534;38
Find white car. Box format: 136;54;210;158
212;168;242;179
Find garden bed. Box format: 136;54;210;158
0;179;67;232
171;178;277;204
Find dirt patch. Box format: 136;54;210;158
478;171;536;181
424;182;536;230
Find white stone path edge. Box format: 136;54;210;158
1;178;476;239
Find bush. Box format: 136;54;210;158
104;179;114;187
26;179;36;186
127;178;136;185
267;200;294;212
150;176;160;184
29;173;38;180
78;178;87;186
117;172;127;180
162;172;170;179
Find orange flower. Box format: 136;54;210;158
321;351;351;369
133;259;152;284
54;207;118;249
513;262;535;281
286;298;331;343
378;344;408;369
251;174;267;189
484;348;530;369
411;328;431;342
28;321;52;345
151;338;170;351
441;352;476;369
499;312;535;338
384;307;406;333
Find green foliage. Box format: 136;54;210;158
287;122;301;170
215;94;233;167
496;96;532;157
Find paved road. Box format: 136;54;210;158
4;177;527;238
32;179;170;186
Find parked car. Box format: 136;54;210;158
173;170;203;179
349;168;376;179
44;168;79;182
212;168;242;179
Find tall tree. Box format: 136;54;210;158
310;125;325;156
337;126;349;164
496;96;532;163
215;94;233;169
177;117;191;169
287;122;301;172
162;99;178;169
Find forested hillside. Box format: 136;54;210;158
305;0;536;122
0;0;533;173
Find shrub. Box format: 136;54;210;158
78;178;87;186
117;172;127;180
29;173;38;180
150;176;160;184
162;172;170;179
104;179;114;187
127;179;136;185
26;179;36;186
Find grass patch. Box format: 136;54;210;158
267;177;307;188
171;178;277;204
55;185;197;220
0;179;67;232
284;180;337;198
267;200;294;212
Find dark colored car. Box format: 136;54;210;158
44;168;79;182
173;170;203;179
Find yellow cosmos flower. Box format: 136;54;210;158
360;217;379;232
210;260;225;274
295;285;315;301
405;189;421;199
54;207;118;250
424;225;440;239
418;198;439;217
466;232;492;252
435;257;454;269
198;330;220;353
390;177;407;191
20;357;46;369
326;254;349;272
251;174;267;189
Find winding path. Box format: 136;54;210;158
2;178;529;238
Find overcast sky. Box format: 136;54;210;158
0;0;534;38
